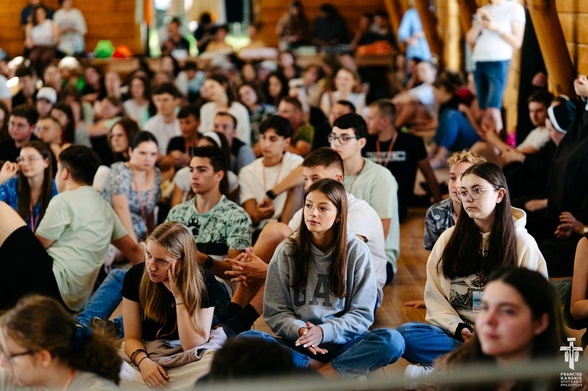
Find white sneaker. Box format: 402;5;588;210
404;365;434;389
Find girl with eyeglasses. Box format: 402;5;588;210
0;295;121;389
397;162;547;380
0;141;57;232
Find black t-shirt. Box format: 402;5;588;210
122;263;217;341
0;134;40;164
364;132;427;218
91;135;112;165
312;121;331;151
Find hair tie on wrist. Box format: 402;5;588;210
137;355;149;369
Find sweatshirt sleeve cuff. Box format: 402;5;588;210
320;323;334;343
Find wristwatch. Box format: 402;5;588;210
266;189;277;200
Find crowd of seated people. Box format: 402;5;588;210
1;1;588;389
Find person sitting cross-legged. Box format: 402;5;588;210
0;146;144;312
238;179;404;379
239;115;304;229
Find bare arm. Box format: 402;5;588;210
24;24;34;48
525;198;548;212
225;250;269;281
87;120;111;137
571;237;588;320
465;19;483;45
166;264;214;350
112;194;138;243
112;234;144;265
391;91;419;105
204;249;244;280
516;145;539;155
176;305;214;350
484;130;510;155
242;199;274;227
123;298;170;386
270;166;304;198
500;19;524;49
35;234;55;249
170;185;185;208
0;162;19;185
286;140;311;158
381;218;390;239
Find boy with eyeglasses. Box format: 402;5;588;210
0;104;39;163
330;113;400;284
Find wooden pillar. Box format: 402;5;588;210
413;0;443;60
527;0;575;97
382;0;405;36
444;0;461;71
455;0;477;35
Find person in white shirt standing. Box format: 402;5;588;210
466;0;525;134
53;0;86;56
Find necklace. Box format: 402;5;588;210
348;159;365;193
29;204;40;232
375;132;398;166
129;164;154;225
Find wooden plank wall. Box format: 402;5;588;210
556;0;588;74
0;0;584;76
0;0;141;59
257;0;392;49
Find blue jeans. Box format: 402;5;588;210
396;322;462;366
473;60;510;109
237;328;405;378
76;269;126;338
434;109;481;151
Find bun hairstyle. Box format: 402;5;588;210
0;295;122;384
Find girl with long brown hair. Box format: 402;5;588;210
239;179;404;378
0;140;57;232
121;222;221;388
398;162;548;379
